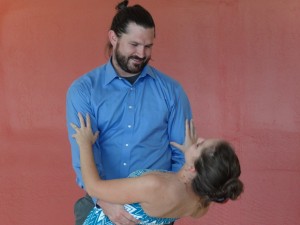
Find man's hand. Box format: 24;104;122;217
97;200;139;225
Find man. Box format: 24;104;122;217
66;1;192;224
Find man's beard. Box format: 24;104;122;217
115;45;150;75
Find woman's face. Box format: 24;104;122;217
185;138;220;164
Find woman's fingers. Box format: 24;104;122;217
190;119;197;140
189;119;193;138
94;131;100;142
74;112;91;130
170;141;183;151
86;113;91;129
70;113;100;145
70;123;79;138
78;112;85;127
70;122;77;129
185;119;190;138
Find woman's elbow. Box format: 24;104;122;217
85;184;97;197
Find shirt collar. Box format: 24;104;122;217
104;59;156;86
104;60;119;86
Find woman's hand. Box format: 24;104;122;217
70;112;99;148
170;119;198;152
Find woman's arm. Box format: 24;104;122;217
70;113;156;205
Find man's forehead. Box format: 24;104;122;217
120;26;155;44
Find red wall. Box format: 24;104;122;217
1;1;299;224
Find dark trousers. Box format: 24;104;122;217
74;194;94;225
74;194;175;225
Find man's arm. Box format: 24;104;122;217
66;81;101;189
168;84;193;172
66;81;139;225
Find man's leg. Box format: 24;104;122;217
74;194;94;225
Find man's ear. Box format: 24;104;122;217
108;30;118;46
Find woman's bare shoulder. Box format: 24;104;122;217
140;172;169;188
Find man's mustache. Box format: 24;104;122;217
129;56;146;61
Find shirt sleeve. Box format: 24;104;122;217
66;80;103;190
168;84;193;172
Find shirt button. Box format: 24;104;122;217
125;144;129;147
123;163;127;166
128;106;133;109
128;125;132;128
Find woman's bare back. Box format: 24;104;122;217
139;172;208;219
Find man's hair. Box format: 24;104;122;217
106;0;155;56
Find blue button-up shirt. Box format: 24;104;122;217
66;60;192;189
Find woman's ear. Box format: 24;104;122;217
108;30;118;47
189;165;196;173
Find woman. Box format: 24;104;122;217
71;113;244;224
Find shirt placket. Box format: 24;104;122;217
120;86;136;177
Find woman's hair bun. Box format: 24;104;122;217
223;178;244;200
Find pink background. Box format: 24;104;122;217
1;0;299;224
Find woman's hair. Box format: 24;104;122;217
106;0;156;56
192;141;244;207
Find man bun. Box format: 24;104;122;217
116;0;129;11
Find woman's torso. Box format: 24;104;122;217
83;169;206;225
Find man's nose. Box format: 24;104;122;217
136;46;145;58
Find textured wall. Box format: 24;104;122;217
0;0;299;224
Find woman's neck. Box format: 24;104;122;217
176;164;195;185
177;167;210;218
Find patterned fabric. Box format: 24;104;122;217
83;169;177;225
